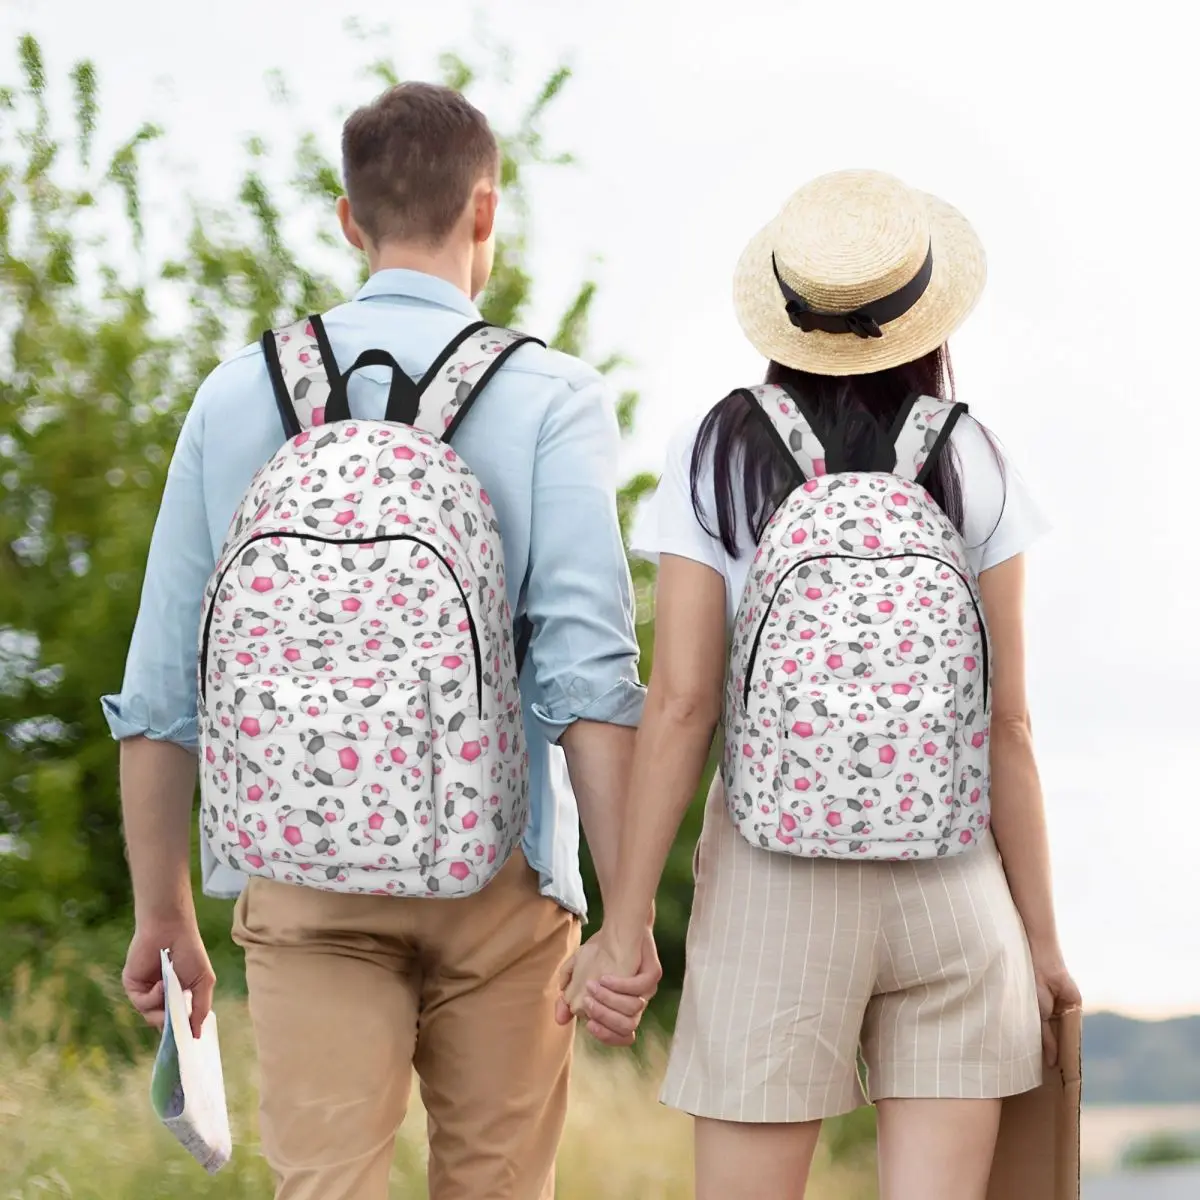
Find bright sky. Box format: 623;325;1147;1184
3;0;1196;1016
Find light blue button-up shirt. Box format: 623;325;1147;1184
102;269;645;917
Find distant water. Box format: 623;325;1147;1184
1085;1164;1200;1199
1082;1105;1200;1174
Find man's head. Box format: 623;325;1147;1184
337;82;499;297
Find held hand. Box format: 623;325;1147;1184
1031;947;1082;1066
555;926;660;1047
123;918;215;1041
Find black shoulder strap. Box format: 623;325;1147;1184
262;315;343;437
412;323;544;442
263;315;544;440
514;614;533;678
327;348;422;426
739;383;831;483
891;397;969;484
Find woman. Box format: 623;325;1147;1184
563;169;1080;1200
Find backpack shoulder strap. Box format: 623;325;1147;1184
889;395;969;485
413;322;544;442
262;317;543;440
740;382;830;482
261;315;342;437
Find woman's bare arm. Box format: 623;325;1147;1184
565;553;727;991
978;554;1059;949
979;553;1080;1060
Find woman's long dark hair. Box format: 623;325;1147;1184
691;346;989;557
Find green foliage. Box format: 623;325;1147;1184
822;1103;878;1165
1;36;187;980
1122;1131;1200;1169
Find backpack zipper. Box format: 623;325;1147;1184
199;531;484;718
741;551;988;709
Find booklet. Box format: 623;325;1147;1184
149;948;232;1174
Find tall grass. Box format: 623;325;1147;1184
0;971;877;1198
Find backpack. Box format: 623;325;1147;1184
722;384;990;861
197;314;542;897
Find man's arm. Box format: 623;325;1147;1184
120;738;214;1038
522;371;658;1042
523;371;646;908
558;721;635;905
122;739;197;926
103;396;218;1037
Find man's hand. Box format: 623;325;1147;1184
123;918;215;1040
555;925;661;1047
118;737;209;1037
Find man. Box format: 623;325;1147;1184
105;82;659;1200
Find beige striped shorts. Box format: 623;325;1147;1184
661;778;1043;1123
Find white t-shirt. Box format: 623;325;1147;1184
631;407;1049;626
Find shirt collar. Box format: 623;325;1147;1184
354;268;481;319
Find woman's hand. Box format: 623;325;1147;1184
1031;945;1081;1066
555;926;660;1047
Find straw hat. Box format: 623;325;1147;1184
733;169;986;376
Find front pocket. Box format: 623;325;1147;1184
778;681;958;846
229;675;437;885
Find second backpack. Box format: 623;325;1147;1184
723;384;991;861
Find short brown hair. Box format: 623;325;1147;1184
341;82;499;246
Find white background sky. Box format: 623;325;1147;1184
3;0;1197;1016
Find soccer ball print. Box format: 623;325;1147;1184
824;641;874;680
340;541;391;573
850;592;900;626
426;855;479;896
886;632;937;667
339;455;370;485
884;777;936;830
311;588;369;625
237;544;291;596
444;782;491;834
874;682;924;713
331;676;388;709
779;751;827;799
443;711;486;765
302;493;363;536
818;794;873;843
373;442;432;485
845;733;901;780
359;633;408;666
296;689;329;720
836;516;884;553
237;757;281;807
275;803;341;859
278;637;338;673
421;648;474;701
231;609;284;639
303;732;363;788
234;684;281;739
782;691;837;740
348;783;414;857
375;730;424;785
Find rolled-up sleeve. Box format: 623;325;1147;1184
524;374;646;742
100;390;215;752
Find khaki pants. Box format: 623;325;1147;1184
232;851;580;1200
